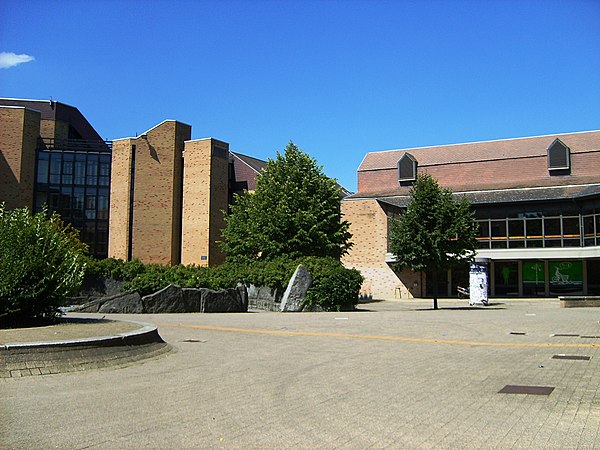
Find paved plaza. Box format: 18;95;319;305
2;298;600;448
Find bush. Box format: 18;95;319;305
119;255;362;311
300;257;364;311
0;205;88;327
84;257;147;281
304;264;363;311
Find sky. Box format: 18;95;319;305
1;0;599;192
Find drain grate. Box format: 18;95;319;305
580;335;600;339
498;385;555;395
551;333;579;337
552;354;591;361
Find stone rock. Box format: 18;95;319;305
202;288;248;313
247;284;281;311
78;275;127;298
182;288;203;312
142;284;186;313
280;264;312;312
98;291;143;314
72;297;107;313
237;284;249;311
247;284;281;302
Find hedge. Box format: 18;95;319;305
85;256;363;311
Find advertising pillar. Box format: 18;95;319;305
469;258;489;306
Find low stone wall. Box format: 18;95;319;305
0;321;169;378
74;284;248;314
69;276;127;305
560;296;600;308
247;285;281;311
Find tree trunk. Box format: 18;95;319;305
432;270;439;310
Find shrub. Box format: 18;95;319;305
301;257;364;311
84;257;147;281
0;205;88;327
119;255;362;311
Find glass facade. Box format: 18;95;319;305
475;213;600;249
386;199;600;297
34;139;112;259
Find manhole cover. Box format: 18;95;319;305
498;385;554;395
552;354;590;361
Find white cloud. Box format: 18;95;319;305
0;52;35;69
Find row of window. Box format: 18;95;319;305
424;260;600;297
37;151;111;187
35;187;109;220
34;148;111;259
476;213;600;249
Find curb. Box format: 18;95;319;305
0;319;170;378
0;319;165;351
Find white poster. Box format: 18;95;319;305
469;263;488;306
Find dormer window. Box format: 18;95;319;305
547;138;570;173
398;152;417;182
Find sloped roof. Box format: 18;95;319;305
230;152;267;173
0;98;104;141
359;130;600;171
372;183;600;208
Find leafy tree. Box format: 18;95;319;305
0;205;88;326
220;142;352;261
388;174;477;310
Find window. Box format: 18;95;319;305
36;152;49;184
547;138;570;172
62;154;73;185
99;155;110;186
490;220;507;248
525;218;543;247
49;153;61;184
494;261;518;296
398;153;417;182
508;219;525;248
86;156;98;185
562;216;581;247
74;155;86;185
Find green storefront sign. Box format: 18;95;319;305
523;262;545;283
549;261;583;294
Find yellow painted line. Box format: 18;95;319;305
156;323;600;349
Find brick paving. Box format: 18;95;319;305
2;299;600;448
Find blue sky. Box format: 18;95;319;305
1;0;599;192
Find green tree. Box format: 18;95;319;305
221;142;352;261
0;205;88;326
388;174;477;310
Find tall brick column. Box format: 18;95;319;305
108;120;191;265
181;138;229;266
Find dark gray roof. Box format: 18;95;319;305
374;183;600;209
230;152;267;173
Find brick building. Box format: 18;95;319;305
0;98;264;264
343;131;600;299
0;98;112;258
107;121;264;266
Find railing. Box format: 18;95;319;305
39;138;112;153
